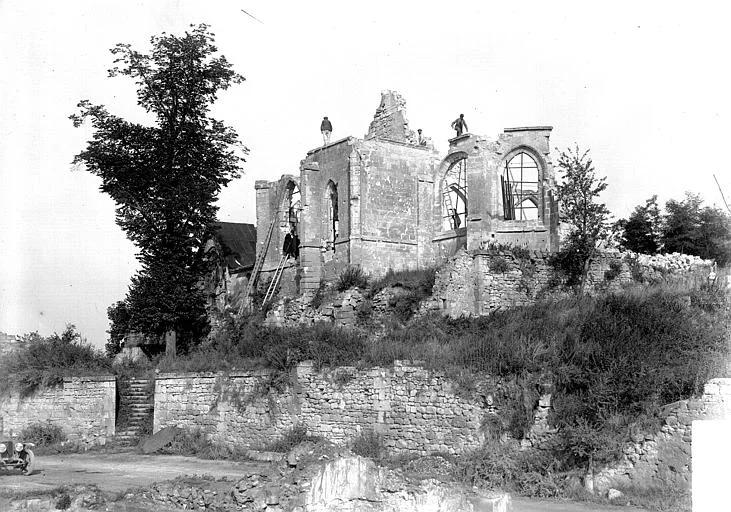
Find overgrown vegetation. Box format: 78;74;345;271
488;256;511;273
367;267;437;322
157;428;247;459
350;429;383;459
261;425;321;453
20;421;67;446
336;266;369;291
0;326;112;397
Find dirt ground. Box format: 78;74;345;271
0;452;651;512
0;452;266;494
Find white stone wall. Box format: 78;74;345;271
0;376;116;445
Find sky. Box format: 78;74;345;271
1;0;729;347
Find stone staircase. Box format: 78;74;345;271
116;378;154;446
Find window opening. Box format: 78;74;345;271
441;157;468;231
287;183;301;229
502;152;539;220
327;181;339;245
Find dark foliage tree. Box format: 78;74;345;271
618;195;662;254
660;192;731;266
71;25;246;352
105;300;130;358
552;146;612;290
697;206;731;266
661;192;703;256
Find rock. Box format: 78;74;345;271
607;488;624;500
142;425;181;453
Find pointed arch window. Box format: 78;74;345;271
441;156;468;231
502;152;540;221
286;181;301;229
326;180;339;244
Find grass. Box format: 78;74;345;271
155;428;249;460
260;424;322;452
350;429;383;459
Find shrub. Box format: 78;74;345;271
603;260;622;282
456;441;520;489
368;267;436;297
21;420;67;446
158;428;246;459
350;429;382;459
262;424;321;452
489;256;511;274
0;326;112;397
337;266;369;291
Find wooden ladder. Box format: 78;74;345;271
238;186;293;314
261;253;290;308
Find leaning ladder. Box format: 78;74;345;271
261;254;290;308
238;185;293;314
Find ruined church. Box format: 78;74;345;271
246;91;559;301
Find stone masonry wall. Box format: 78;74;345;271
0;376;116;446
154;362;489;455
431;249;714;317
596;378;731;491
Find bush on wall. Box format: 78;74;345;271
0;325;111;397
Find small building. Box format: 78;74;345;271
254;91;559;296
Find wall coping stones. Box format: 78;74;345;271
156;369;272;380
504;126;553;132
306;137;353;156
63;375;115;383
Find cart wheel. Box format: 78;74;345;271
22;449;34;475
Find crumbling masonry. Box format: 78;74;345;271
254;91;559;296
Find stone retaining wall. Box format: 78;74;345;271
596;377;731;491
154;362;489;455
0;375;116;446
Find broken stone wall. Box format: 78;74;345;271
431;250;714;317
254;176;301;298
364;90;418;144
595;378;731;491
441;128;558;253
0;376;116;446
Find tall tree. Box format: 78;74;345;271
661;192;703;256
697;206;731;267
619;195;662;254
553;146;612;290
71;25;246;352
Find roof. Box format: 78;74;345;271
212;222;257;273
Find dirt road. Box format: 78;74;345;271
0;452;267;494
1;453;651;512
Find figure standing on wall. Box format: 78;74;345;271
451;114;468;137
320;116;333;146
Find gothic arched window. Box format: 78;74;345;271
441;156;468;231
502;152;540;221
326;180;339;243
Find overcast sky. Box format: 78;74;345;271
1;0;729;347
